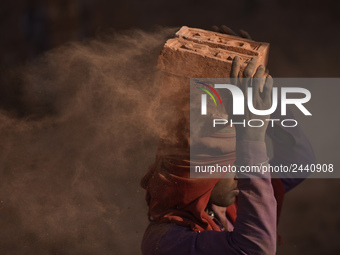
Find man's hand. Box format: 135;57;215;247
212;25;252;40
228;57;273;142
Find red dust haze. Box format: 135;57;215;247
0;28;177;255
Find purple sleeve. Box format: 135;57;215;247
266;106;317;192
142;142;277;255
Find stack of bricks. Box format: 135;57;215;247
157;26;270;98
158;26;269;78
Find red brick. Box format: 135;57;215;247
158;26;270;78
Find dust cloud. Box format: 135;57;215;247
0;27;177;254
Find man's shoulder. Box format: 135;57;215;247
143;221;176;244
141;221;195;255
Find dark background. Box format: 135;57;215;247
0;0;339;254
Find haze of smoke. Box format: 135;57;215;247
0;27;177;254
